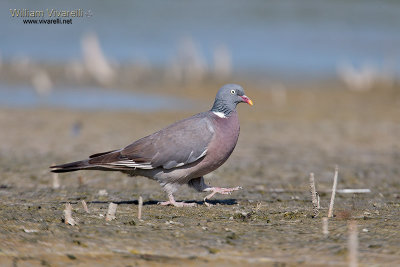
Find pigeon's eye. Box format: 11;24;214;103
230;89;236;95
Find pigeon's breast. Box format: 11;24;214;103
146;111;240;184
191;111;240;177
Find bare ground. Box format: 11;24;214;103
0;84;399;266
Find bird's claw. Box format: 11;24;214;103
203;186;242;204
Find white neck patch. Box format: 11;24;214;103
213;111;227;118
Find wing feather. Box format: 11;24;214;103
89;112;215;170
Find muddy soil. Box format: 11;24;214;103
0;85;399;266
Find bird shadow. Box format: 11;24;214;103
85;198;238;206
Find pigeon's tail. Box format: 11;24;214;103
50;159;90;173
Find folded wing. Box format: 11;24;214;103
88;114;215;170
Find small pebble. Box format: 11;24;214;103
98;189;108;196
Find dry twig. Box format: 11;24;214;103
348;220;358;267
78;176;84;187
322;217;329;236
309;172;319;217
328;166;339;218
81;200;89;213
64;203;77;226
52;172;60;189
138;196;143;220
106;202;118;221
337;189;370;194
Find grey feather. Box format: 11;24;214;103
118;113;214;170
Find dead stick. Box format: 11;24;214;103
81;200;89;213
337;189;370;194
309;172;319;217
52;173;60;189
106;202;118;221
138;196;143;220
261;188;370;194
322;217;329;236
348;220;358;267
64;203;77;226
328;166;339;218
78;176;84;187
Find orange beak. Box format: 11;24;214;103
240;95;253;106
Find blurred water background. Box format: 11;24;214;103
1;0;399;110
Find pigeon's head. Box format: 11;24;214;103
211;84;253;117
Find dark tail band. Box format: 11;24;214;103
50;159;89;173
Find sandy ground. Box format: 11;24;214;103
0;84;399;266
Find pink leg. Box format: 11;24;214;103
158;194;197;207
203;186;242;205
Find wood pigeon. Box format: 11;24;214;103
51;84;253;207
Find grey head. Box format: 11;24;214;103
210;84;253;117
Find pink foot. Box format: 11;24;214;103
158;194;197;207
158;200;196;207
203;186;242;205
